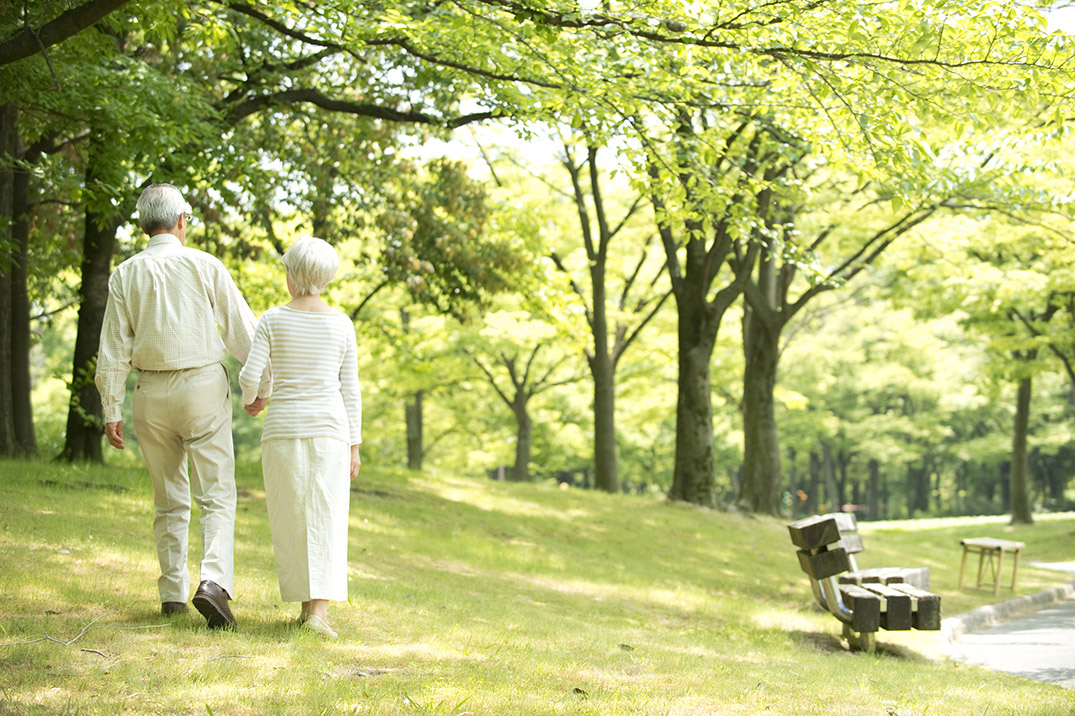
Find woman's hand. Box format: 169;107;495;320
244;396;267;416
349;444;361;480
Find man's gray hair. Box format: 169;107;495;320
283;236;339;296
136;184;186;234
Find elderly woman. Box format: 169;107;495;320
238;236;361;639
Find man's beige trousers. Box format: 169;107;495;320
133;364;236;603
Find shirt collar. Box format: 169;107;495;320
146;233;182;250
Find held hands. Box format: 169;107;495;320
105;421;125;450
244;396;268;416
350;445;361;480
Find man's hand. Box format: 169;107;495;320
349;445;361;480
105;421;125;450
244;397;267;416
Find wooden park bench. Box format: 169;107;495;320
788;514;942;652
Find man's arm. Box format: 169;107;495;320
95;275;133;448
105;421;125;450
210;259;272;397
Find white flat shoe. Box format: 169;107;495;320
303;614;338;639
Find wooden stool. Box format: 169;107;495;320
958;537;1025;597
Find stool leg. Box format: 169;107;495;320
976;550;986;588
958;547;969;591
994;549;1004;598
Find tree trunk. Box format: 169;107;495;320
406;389;423;470
59;206;118;462
0;103;16;456
737;302;782;514
510;397;532;482
786;446;800;517
1010;376;1034;524
822;442;838;513
400;308;423;471
667;295;719;506
905;464;929;518
590;343;619;493
836;450;849;509
880;469;889;519
808;451;820;515
11;125;36;454
867;459;881;521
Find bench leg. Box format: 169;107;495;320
994;550;1005;598
841;623;877;653
976;549;987;588
958;546;969;590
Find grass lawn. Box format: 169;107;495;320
1;457;1073;715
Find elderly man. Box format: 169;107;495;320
95;183;269;629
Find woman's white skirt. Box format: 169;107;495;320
262;437;350;602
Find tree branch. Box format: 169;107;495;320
0;0;131;66
225;87;495;127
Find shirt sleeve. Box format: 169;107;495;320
211;259;271;396
95;274;134;424
340;319;362;446
238;315;272;406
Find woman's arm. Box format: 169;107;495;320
238;316;272;408
339;320;363;448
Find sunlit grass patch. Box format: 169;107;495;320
1;457;1073;715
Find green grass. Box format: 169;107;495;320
1;458;1073;716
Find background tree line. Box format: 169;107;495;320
3;0;1075;524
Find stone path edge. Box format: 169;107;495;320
941;578;1075;644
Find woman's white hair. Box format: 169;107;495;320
136;183;186;234
283;236;339;296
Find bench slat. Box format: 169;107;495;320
838;584;881;633
788;515;841;551
860;583;913;630
796;547;850;580
887;583;942;630
838;533;865;555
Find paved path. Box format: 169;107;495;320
947;563;1075;690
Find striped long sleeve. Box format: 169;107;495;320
238;306;361;445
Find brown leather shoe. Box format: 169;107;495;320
161;601;188;616
192;580;236;630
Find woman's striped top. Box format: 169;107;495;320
238;305;362;445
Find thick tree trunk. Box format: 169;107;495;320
1010;376;1034;524
510;398;532;482
0;103;16;456
406;389;423;470
590;345;619;493
11;129;36;454
822;442;838;513
808;451;820;515
905;464;929;518
837;451;849;509
667;296;718;506
736;303;782;515
587;220;618;494
880;469;889;519
59;207;118;462
867;459;881;521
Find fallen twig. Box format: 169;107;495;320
0;616;168;649
206;654;253;662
